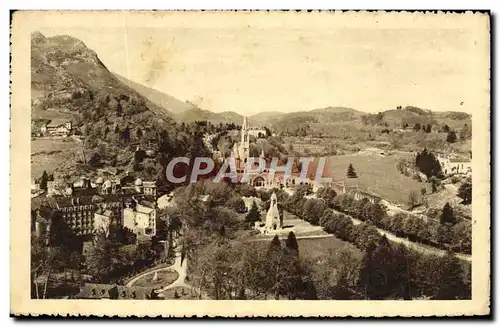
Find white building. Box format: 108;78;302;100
438;154;472;176
247;128;267;138
264;192;282;232
94;209;113;238
41;119;72;137
123;200;157;238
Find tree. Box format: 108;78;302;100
362;201;387;226
134;149;147;163
457;181;472;205
346;163;358;178
303;199;327;225
40;170;49;190
313;247;361;299
316;187;337;208
446;131;457;143
136;127;143;139
436;253;467;299
245;201;262;227
120;126;131;144
425;124;432;133
358;236;405;299
440;202;456;225
420;187;427;196
459;124;472;141
285;231;299;256
88;152;102;167
413;123;421;132
430;176;438;193
31;233;61;299
407;190;420;210
116;101;123;117
442;124;451;133
85;233;120;283
358;241;377;299
415;148;442;178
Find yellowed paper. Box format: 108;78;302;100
11;10;490;317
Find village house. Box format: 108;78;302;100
123;198;157;239
349;189;382;204
438;154;472;176
40;119;72;137
247;128;268;138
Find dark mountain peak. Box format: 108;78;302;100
31;31;46;43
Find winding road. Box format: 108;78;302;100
125;246;205;298
336;209;472;262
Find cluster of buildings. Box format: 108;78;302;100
437;153;472;176
38;119;73;137
229;117;319;189
31;174;160;246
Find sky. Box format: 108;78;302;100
36;11;489;115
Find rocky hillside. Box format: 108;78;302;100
31;31;172;123
30;32;215;186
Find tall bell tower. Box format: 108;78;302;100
239;116;250;161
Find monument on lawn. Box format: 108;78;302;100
265;192;282;232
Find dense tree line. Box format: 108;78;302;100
317;206;470;299
330;194;471;254
190;233;317;300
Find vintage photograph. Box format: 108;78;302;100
11;10;490;317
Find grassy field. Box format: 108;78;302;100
32;107;80;122
31;138;82;178
297;237;363;262
324;153;424;205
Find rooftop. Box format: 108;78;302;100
449;158;471;163
74;283;156;300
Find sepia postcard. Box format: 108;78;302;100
10;10;490;317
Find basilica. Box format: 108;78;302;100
229;117;304;188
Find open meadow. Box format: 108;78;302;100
325;153;424;205
31;138;82;178
297;237;363;263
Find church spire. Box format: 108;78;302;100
242;116;249;130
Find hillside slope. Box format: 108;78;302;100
176;107;244;125
113;72;196;115
30;32;213;184
31;31;172;122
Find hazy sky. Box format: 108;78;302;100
36;12;489;115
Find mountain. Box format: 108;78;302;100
175;107;244;125
112;73;195;115
249;111;284;126
31;31;172;122
269;106;364;133
30;32;199;181
112;72;245;125
379;106;471;129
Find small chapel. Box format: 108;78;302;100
264;192;283;233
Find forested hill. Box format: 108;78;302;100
30;32;217;186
